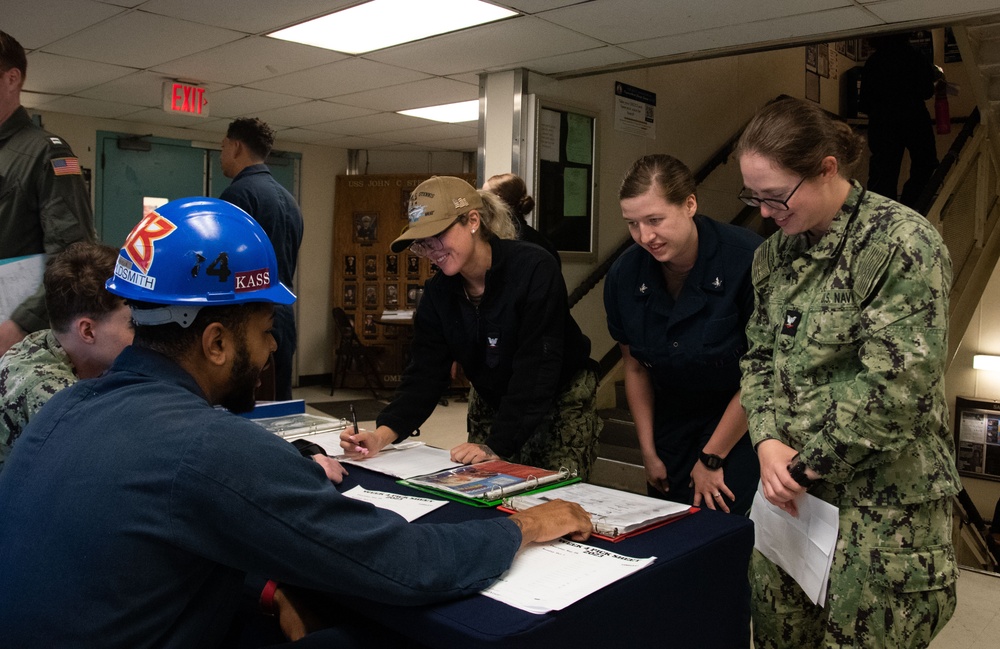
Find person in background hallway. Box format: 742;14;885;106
0;242;132;468
736;96;958;648
604;154;762;515
0;197;591;647
220;117;303;401
859;32;939;209
0;30;96;356
483;172;560;266
341;176;602;479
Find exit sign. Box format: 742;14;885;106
162;81;210;117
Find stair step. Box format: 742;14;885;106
600;416;638;448
589;457;646;494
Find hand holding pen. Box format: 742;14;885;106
339;410;399;459
345;403;369;456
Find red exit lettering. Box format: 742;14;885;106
164;82;210;116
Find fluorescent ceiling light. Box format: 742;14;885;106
398;100;479;123
973;355;1000;371
268;0;518;55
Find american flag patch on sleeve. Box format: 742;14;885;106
51;157;82;176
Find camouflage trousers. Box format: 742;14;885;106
751;497;957;649
466;366;602;480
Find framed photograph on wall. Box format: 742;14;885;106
385;254;398;279
364;255;378;279
363;283;378;309
406;284;421;307
384;283;399;308
406;255;420;278
805;44;818;72
344;254;357;277
353;211;379;244
362;313;377;339
817;43;830;78
401;188;413;220
343;283;357;310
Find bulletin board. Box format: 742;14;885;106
534;103;598;261
955;396;1000;481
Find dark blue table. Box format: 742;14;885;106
326;465;755;649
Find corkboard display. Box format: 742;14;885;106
331;173;475;387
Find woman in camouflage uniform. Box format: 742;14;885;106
736;97;959;648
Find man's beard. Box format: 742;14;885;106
219;339;262;414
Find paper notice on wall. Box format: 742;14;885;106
539;109;561;162
0;254;45;322
565;112;592;165
614;81;656;139
563;168;589;217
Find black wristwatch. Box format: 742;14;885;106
698;451;725;470
787;455;817;488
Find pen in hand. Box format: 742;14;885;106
349;403;368;456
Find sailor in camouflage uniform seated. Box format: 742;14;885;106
0;242;133;467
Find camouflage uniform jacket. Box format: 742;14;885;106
0;329;77;466
740;181;960;507
0;106;95;333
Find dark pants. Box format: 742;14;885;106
867;107;938;209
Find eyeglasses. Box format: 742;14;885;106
408;219;459;257
737;177;806;211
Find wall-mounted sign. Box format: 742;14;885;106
614;81;655;139
162;81;210;117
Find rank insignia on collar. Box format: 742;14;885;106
782;309;802;336
639;283;648;294
707;276;723;291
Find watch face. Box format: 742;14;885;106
700;453;724;470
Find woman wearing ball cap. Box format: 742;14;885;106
340;176;602;478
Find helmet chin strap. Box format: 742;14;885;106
129;304;202;328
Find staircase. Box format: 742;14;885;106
591;381;645;493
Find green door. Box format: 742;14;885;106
96;133;206;248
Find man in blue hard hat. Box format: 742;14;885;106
0;197;591;648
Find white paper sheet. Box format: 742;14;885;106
480;538;655;614
339;442;462;479
749;482;839;605
341;485;446;521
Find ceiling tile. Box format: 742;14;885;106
115;107;222;128
208;87;309;118
136;0;356;34
77;71;226;108
5;0;125;49
247;58;430;100
42;11;242;69
331;77;478;112
273;127;345;144
150;36;347;86
321;135;406;150
865;0;1000;23
37;96;145;119
497;46;642;75
367;15;603;76
379;123;478;144
250;101;377;128
21;92;64;109
23;52;135;95
623;6;881;59
310;112;429;136
539;0;854;44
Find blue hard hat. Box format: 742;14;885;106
106;197;296;308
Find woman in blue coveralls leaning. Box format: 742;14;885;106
604;155;763;514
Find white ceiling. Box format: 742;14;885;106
8;0;1000;152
